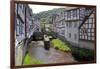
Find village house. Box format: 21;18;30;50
64;7;84;47
15;4;26;45
25;5;35;38
52;12;65;37
33;16;41;32
79;8;95;49
15;4;41;65
53;7;95;50
15;3;26;66
64;7;95;49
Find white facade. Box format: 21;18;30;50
15;4;42;65
53;12;65;37
26;6;35;38
34;17;41;32
79;10;95;49
15;4;26;46
15;4;41;44
53;7;94;46
15;4;26;65
64;7;90;46
65;21;79;45
64;8;80;45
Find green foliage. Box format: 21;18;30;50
70;46;94;61
33;8;65;24
23;54;43;65
51;39;71;52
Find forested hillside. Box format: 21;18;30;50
33;8;65;24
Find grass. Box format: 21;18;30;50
23;54;43;65
51;39;71;52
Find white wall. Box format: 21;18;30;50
0;0;100;69
65;21;79;45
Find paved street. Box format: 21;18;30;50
28;41;77;64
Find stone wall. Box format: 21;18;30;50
79;40;95;50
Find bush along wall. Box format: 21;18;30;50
51;34;94;62
70;46;94;62
51;39;71;52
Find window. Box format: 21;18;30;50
80;32;82;35
60;21;64;25
69;22;72;28
69;33;71;38
16;18;19;36
89;18;93;23
73;10;77;18
15;4;18;13
71;10;73;19
74;34;77;40
82;35;84;39
67;11;71;19
22;5;25;13
80;36;82;39
88;33;91;36
66;22;68;27
18;4;21;9
19;20;24;35
89;24;92;28
77;9;79;19
74;22;77;28
88;36;91;40
79;8;85;20
80;8;85;15
61;30;65;36
92;33;94;36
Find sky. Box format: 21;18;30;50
29;5;63;14
22;0;68;14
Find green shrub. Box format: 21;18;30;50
70;46;94;61
23;54;43;65
51;39;71;52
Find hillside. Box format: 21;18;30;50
33;8;65;24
